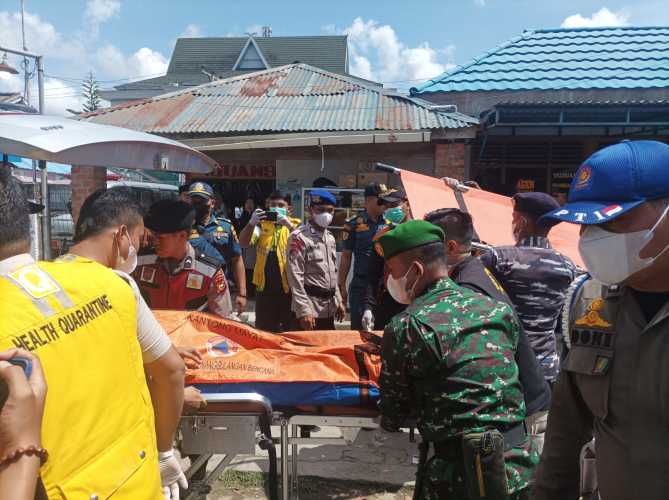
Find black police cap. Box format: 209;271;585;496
144;199;195;234
513;192;560;219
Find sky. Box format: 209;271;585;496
0;0;667;115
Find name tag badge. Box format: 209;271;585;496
140;267;156;284
186;273;204;290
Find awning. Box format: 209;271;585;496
0;113;217;173
400;169;583;266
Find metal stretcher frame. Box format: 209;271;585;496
178;392;381;500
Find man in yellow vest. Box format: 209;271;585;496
239;190;301;332
0;169;163;498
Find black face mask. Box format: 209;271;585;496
193;203;210;224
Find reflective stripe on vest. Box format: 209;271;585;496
0;257;162;499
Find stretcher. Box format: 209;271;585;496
156;311;386;499
178;392;382;500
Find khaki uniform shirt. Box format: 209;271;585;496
534;278;669;500
286;222;341;319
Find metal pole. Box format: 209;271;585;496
36;55;51;259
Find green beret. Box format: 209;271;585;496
376;220;445;259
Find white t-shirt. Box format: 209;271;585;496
114;270;173;363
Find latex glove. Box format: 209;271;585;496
250;208;266;226
159;449;188;500
277;213;293;229
361;309;374;332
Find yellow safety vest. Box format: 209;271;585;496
0;255;161;500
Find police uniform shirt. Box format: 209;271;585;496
534;280;669;500
286;221;342;319
481;236;577;382
138;243;232;318
197;216;242;263
342;211;383;285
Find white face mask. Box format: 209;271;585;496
386;264;419;305
578;204;669;285
312;212;333;228
114;230;138;274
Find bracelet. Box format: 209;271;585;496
0;445;48;468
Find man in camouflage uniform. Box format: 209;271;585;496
425;208;551;452
377;220;538;500
534;140;669;500
480;192;577;385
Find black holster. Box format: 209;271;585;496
462;429;509;499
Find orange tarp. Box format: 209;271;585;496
400;170;583;267
156;310;382;406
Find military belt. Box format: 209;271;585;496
304;285;336;298
432;423;527;459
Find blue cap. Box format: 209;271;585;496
308;188;337;206
188;181;214;199
543;140;669;225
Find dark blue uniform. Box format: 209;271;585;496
190;216;241;277
342;212;383;329
481;236;577;383
188;228;227;266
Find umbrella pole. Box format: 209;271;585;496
36;55;51;260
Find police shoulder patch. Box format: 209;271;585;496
186;272;204;290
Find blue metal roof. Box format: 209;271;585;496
411;26;669;94
84;64;478;134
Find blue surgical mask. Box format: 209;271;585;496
384;206;405;224
269;207;288;217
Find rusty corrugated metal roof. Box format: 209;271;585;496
83;64;478;135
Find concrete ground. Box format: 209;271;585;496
193;299;417;498
191;426;417;499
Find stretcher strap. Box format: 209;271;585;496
353;345;370;406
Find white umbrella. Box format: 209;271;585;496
0;113;218;259
0;113;217;173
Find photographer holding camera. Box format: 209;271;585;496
239;191;301;332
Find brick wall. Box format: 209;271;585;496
434;143;465;180
70;166;107;224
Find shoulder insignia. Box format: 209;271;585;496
189;229;200;240
356;223;370;232
575;298;612;329
214;269;228;293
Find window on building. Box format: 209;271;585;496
236;43;267;70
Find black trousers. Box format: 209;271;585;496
255;290;292;333
289;315;336;331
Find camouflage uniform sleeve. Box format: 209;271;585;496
207;268;232;318
532;370;593;500
378;314;422;431
286;231;314;318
